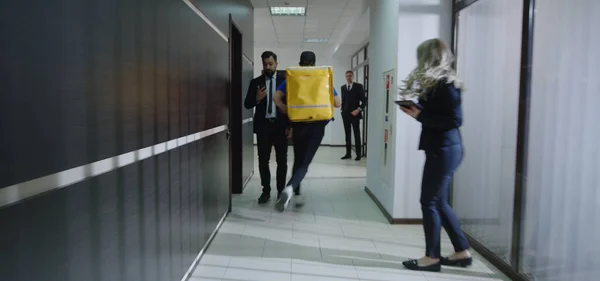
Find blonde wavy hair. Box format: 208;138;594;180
399;38;463;99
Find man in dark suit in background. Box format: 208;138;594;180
244;51;290;204
341;70;367;161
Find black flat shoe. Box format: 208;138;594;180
402;259;441;272
341;155;351;160
440;256;472;267
257;193;270;204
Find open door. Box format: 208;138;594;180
229;15;243;203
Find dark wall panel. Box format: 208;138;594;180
191;0;254;59
0;0;236;188
0;133;230;281
0;0;252;280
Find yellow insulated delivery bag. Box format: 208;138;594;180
285;66;335;122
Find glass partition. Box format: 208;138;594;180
350;44;369;157
358;50;364;65
453;0;523;263
357;66;363;86
521;0;600;279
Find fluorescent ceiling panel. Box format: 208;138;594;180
270;6;306;16
304;38;329;43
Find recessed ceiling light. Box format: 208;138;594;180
304;38;329;43
270;7;306;16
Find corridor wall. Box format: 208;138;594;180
0;0;254;280
366;0;452;221
393;0;453;220
453;0;523;263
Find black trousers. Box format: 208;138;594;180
420;144;470;258
256;127;288;194
287;121;326;195
342;113;361;157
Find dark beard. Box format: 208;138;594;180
263;70;274;77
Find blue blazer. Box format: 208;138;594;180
416;79;463;151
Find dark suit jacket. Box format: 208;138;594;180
341;82;367;119
244;73;288;134
416;80;463;151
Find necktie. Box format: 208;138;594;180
267;78;274;114
348;84;352;91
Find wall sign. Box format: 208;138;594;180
382;69;394;167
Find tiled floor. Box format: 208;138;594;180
190;147;511;281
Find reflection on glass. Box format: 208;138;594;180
522;0;600;279
452;0;523;263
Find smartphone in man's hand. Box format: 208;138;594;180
257;84;267;100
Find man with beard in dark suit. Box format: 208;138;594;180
244;51;290;204
341;70;367;161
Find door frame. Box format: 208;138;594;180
228;15;244;208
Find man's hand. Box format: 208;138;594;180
400;105;421;119
256;86;267;101
274;90;287;114
286;127;293;139
279;106;288;115
351;109;361;116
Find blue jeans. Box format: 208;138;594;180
286;122;326;194
420;144;470;258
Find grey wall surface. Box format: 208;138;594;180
0;0;254;280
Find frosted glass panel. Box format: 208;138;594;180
453;0;523;262
522;0;600;279
357;67;364;85
358;50;365;65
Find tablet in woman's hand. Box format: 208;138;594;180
395;100;417;108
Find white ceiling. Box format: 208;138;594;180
251;0;369;53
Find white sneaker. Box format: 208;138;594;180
294;194;306;207
275;186;293;212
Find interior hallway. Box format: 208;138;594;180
190;147;511;281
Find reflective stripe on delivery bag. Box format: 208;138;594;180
285;66;334;122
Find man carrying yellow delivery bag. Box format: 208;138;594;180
273;51;342;212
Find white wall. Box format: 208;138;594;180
394;0;453;219
367;0;452;219
366;0;400;217
329;52;352;146
252;46;351;145
252;47;332;78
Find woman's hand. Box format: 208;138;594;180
400;106;421;119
